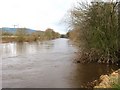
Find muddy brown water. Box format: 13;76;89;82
2;38;119;88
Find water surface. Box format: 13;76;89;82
2;38;119;88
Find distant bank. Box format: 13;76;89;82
1;27;62;43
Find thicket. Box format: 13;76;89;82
67;1;120;64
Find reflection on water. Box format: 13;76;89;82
2;39;75;58
2;38;119;88
2;40;55;58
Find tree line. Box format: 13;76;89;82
2;28;60;42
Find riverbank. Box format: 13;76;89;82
2;37;16;43
74;49;120;66
94;69;120;89
80;69;120;89
73;50;120;89
2;36;60;43
1;28;61;43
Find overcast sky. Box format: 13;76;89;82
0;0;78;34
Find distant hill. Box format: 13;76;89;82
0;27;36;34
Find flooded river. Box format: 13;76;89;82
2;38;119;88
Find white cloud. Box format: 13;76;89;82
0;0;75;34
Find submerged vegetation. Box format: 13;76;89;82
66;1;120;64
1;28;60;43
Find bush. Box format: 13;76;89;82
67;1;120;64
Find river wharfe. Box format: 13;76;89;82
2;38;119;88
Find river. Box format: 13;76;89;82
2;38;119;88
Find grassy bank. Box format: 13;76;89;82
2;37;16;43
1;28;61;43
2;36;60;43
94;69;120;89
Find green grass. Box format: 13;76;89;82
110;76;120;89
